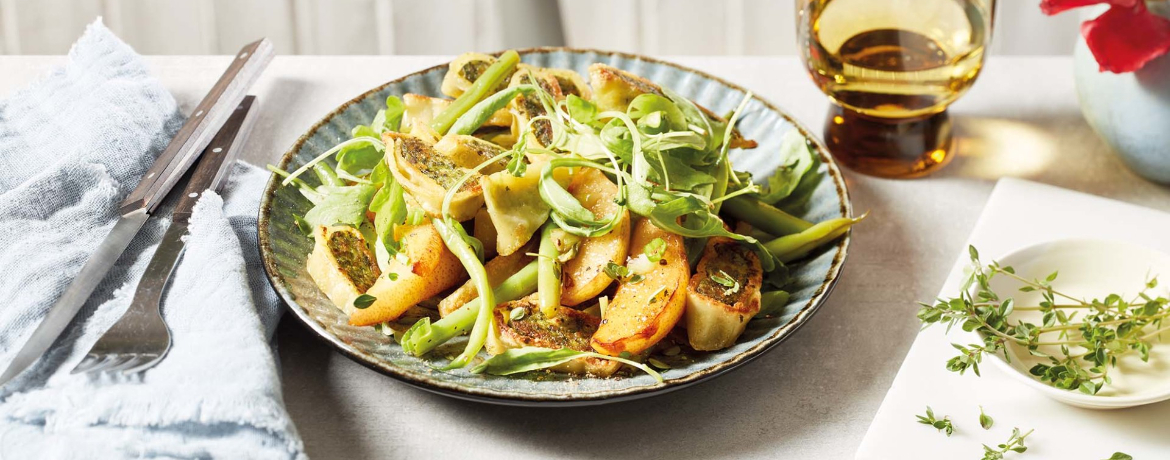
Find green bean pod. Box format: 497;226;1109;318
723;195;813;237
431;50;521;135
763;215;864;263
313;162;344;187
756;290;791;318
537;222;567;317
402;261;539;357
449;85;536;135
432;218;497;369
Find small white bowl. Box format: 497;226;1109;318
980;239;1170;409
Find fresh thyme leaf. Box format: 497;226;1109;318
981;427;1033;460
386;272;398;281
710;271;736;288
919;245;1170;395
710;270;741;295
979;406;994;430
603;261;630;281
915;406;954;437
603;261;645;285
353;294;377;309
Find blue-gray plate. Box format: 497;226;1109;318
259;48;852;406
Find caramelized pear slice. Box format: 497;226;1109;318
590;219;689;356
560;168;631;306
348;222;467;326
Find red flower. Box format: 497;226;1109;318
1042;0;1170;73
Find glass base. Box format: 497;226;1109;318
823;105;953;179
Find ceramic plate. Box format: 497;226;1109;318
259;48;853;406
983;239;1170;409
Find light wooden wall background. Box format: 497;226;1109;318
0;0;1080;56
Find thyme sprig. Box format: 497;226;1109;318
981;428;1033;460
915;406;954;436
918;246;1170;394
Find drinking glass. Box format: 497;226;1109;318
797;0;996;178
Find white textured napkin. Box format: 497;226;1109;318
0;20;304;459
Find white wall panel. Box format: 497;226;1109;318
3;0;104;54
0;0;1080;56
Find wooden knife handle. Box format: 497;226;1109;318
172;96;258;222
119;38;273;216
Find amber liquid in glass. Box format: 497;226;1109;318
801;0;991;178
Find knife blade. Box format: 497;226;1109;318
0;40;273;387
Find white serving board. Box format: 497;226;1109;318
856;178;1170;459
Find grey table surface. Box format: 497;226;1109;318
4;55;1169;459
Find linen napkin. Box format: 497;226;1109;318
0;20;305;459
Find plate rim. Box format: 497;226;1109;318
258;47;853;405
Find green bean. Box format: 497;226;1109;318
449;85;536;135
756;290;791;318
401;260;539;357
763;215;864;263
432;218;496;369
724;195;814;237
431;50;520;135
313;162;344;187
537;221;568;317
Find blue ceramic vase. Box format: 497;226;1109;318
1074;6;1170;184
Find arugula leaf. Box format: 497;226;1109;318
645;150;716;191
566;94;598;125
626;94;686;131
660;86;715;151
599;118;633;163
752;131;814;204
383;95;405;132
470;347;663;382
775;142;823;213
538;158;626;237
303;184;377;228
646;194;775;271
372;180;407;267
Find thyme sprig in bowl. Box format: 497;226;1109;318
918;239;1170;408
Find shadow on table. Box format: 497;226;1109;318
942;115;1170;200
277;321;380;460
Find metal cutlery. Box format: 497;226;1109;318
0;39;273;387
72;96;259;376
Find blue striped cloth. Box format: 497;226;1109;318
0;20;304;459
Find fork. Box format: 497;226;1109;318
72;96;258;376
71;223;184;375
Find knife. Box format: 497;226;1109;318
70;95;259;375
0;40;273;387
